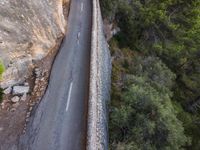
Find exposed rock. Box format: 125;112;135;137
26;112;30;118
24;82;29;86
0;127;3;131
29;107;33;111
11;96;20;103
10;108;16;112
3;87;12;95
41;77;45;82
35;68;40;72
25;118;29;122
13;86;29;95
29;103;34;107
103;19;120;41
12;103;20;108
21;94;27;101
1;103;5;109
0;0;69;88
35;79;39;84
35;68;42;77
36;92;40;97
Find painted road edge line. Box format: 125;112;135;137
66;81;73;112
81;3;83;12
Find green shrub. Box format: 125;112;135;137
0;61;4;103
0;61;5;79
101;0;200;149
110;75;190;149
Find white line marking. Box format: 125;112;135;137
77;39;80;45
81;3;83;12
77;32;80;39
66;82;73;112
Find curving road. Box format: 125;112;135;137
19;0;92;149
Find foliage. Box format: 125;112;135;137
129;56;176;90
100;0;200;149
102;0;200;57
0;61;4;103
0;61;4;78
101;0;200;105
110;76;189;149
99;0;118;20
109;50;190;149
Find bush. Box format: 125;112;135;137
0;61;4;103
109;53;190;149
0;61;5;79
110;75;190;150
101;0;200;149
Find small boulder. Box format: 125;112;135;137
35;68;41;77
13;86;30;95
3;87;12;95
29;106;33;111
13;102;20;108
21;93;27;101
10;108;16;112
24;82;29;86
11;96;20;103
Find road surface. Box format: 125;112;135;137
19;0;92;149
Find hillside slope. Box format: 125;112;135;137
0;0;69;88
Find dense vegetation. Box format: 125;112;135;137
100;0;200;149
0;61;4;103
0;61;4;78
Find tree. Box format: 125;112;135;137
110;75;190;150
109;52;191;149
129;56;176;89
101;0;200;149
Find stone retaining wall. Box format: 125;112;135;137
87;0;111;149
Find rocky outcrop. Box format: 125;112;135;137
11;96;20;103
13;85;30;95
0;0;69;88
103;19;120;41
87;0;111;149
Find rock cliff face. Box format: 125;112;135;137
0;0;69;88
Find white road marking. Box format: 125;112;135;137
81;3;83;12
77;32;80;39
77;39;80;45
66;82;73;112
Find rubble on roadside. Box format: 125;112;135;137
0;67;49;115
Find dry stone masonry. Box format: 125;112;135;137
87;0;111;149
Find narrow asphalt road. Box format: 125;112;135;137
19;0;92;149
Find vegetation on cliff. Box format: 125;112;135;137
0;61;4;102
100;0;200;149
0;62;4;78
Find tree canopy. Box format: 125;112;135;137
100;0;200;149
